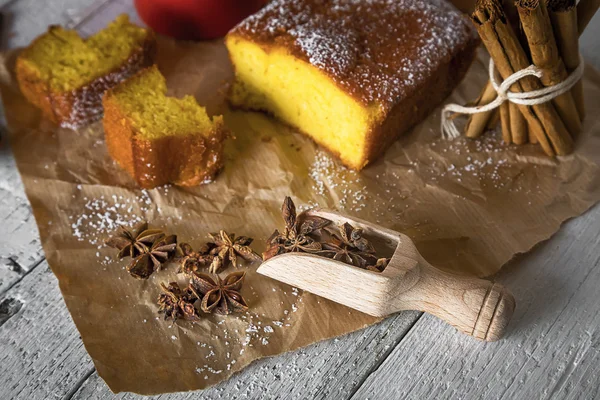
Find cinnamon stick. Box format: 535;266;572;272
499;102;512;143
486;108;500;130
472;0;573;156
466;0;596;141
509;102;528;144
517;0;582;138
549;0;585;121
502;0;529;49
464;80;497;138
463;0;526;139
528;127;538;143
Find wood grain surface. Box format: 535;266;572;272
0;0;599;398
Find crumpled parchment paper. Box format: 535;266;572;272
1;34;599;394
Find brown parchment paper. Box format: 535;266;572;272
1;36;600;394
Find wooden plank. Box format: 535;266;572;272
0;0;18;10
349;204;600;400
71;313;420;399
0;147;44;293
0;261;96;400
0;0;100;291
68;312;421;400
1;0;99;48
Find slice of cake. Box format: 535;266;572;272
102;65;226;189
16;14;156;129
226;0;479;170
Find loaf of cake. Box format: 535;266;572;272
226;0;479;170
103;65;226;189
16;14;155;129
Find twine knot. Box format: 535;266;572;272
441;56;585;140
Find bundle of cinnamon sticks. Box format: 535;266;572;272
465;0;599;156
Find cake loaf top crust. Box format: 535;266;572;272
229;0;478;108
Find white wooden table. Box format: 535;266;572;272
1;1;599;399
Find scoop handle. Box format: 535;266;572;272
394;260;515;341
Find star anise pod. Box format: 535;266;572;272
314;221;385;269
265;228;323;256
263;197;390;272
207;230;261;270
157;282;200;321
189;271;248;315
281;196;330;238
326;222;375;253
105;222;165;259
263;197;330;260
317;239;379;269
177;242;214;274
127;235;178;279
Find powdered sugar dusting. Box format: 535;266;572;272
308;150;367;212
68;189;155;245
233;0;477;106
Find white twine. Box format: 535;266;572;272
441;55;585;140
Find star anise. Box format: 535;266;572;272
263;197;390;272
157;282;200;321
207;230;261;270
326;222;375;253
263;196;330;260
127;235;178;279
177;242;214;274
318;222;390;271
189;271;248;315
105;222;164;259
317;240;379;269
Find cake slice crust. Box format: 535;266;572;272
103;65;226;189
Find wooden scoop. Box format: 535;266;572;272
257;209;515;342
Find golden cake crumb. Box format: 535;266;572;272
16;14;156;128
226;0;479;170
103;65;226;189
